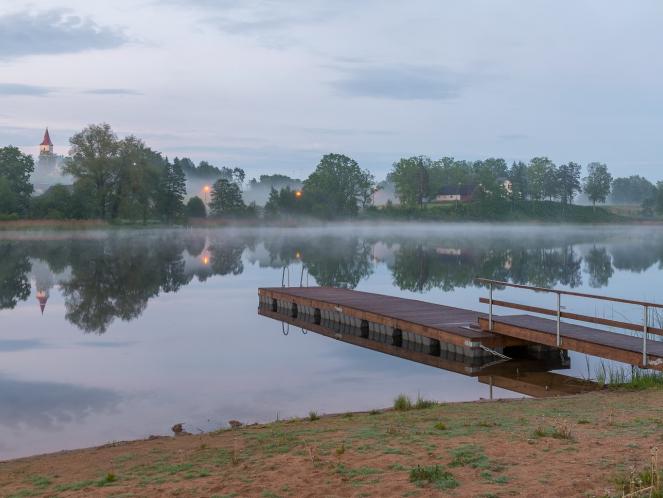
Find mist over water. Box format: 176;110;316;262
1;223;662;459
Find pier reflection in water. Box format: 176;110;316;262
258;303;597;399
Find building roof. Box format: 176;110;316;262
40;128;53;146
437;184;478;196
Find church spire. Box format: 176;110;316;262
41;128;53;146
39;127;54;155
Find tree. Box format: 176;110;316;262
30;185;73;219
583;162;612;207
388;156;431;208
656;182;663;215
557;162;582;204
303;154;374;218
209;178;245;215
508;161;528;201
0;146;34;215
527;157;550;201
611;175;656;204
63;123;121;219
157;159;187;221
185;196;207;218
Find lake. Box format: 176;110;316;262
1;224;662;459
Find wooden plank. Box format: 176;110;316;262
260;287;512;348
478;315;663;370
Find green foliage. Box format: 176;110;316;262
0;146;34;215
176;157;245;184
302;153;374;218
433;422;447;431
30;185;73;219
449;444;490;468
157;160;187;221
409;465;458;489
583;162;613;206
389;156;432;208
264;186;303;217
209;178;246;215
612;175;656;204
557;162;582;204
185;196;207;218
393;394;412;411
308;411;320;421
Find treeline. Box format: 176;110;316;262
2;122;663;222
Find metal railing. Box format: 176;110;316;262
475;277;663;367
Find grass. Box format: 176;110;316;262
595;363;663;389
409;465;458;490
448;444;490;469
393;394;437;411
531;420;574;441
433;421;447;431
308;411;320;421
393;394;413;411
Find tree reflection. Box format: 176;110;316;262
2;229;663;333
0;243;31;309
584;246;614;288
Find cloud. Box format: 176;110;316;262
83;88;141;95
0;374;121;429
0;339;47;352
331;65;464;101
0;9;128;60
0;83;52;96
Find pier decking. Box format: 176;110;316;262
258;286;663;371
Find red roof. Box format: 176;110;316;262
40;128;53;146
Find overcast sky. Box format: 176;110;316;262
1;1;662;180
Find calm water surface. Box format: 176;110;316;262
1;224;662;459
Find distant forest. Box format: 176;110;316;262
1;123;662;222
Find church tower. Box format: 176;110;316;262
39;128;54;155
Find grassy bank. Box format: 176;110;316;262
2;389;663;497
362;200;628;223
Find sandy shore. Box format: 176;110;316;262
1;389;661;497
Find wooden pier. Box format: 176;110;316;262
259;283;663;371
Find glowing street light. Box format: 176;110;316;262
203;185;211;204
294;190;302;199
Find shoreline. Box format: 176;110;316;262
2;389;661;497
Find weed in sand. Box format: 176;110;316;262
532;420;574;441
409;465;458;490
25;475;51;489
394;394;413;411
433;421;447;431
449;444;490;469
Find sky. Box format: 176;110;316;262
1;0;662;181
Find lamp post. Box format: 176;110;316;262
203;185;211;204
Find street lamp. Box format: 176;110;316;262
203;185;211;204
294;190;302;199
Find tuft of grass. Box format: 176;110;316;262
595;363;663;389
449;444;490;469
409;465;458;490
308;411;320;421
414;395;436;409
394;394;413;411
532;420;574;441
433;422;447;431
368;409;381;416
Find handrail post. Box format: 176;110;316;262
643;305;649;367
488;282;493;332
556;292;561;347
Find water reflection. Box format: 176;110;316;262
1;227;663;334
258;304;597;398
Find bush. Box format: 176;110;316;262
393;394;412;411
